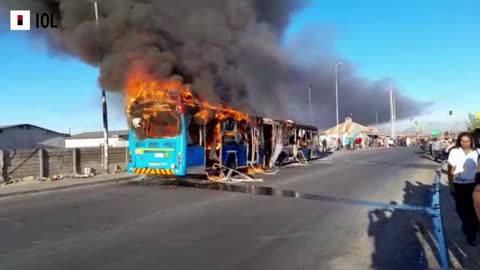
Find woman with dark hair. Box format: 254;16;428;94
448;132;479;246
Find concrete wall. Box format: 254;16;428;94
0;126;65;149
0;147;128;182
46;149;74;176
77;147;127;174
2;149;40;180
65;138;128;148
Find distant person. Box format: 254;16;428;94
322;138;328;152
446;138;456;153
448;132;479;246
432;138;442;161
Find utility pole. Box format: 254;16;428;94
393;88;397;138
335;63;342;140
375;111;378;130
94;2;109;173
413;120;419;144
308;84;313;125
390;87;395;139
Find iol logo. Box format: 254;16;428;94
10;10;58;31
10;10;30;31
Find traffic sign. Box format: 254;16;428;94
431;129;441;137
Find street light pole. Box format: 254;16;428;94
393;88;397;138
415;121;419;143
411;118;419;144
94;2;109;173
308;84;313;125
390;87;394;139
335;62;342;140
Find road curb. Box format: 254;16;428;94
0;175;136;199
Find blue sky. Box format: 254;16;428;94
0;0;478;133
0;32;125;134
284;0;479;131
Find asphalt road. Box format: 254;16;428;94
0;147;445;270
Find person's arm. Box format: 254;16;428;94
448;164;455;182
447;150;456;180
447;149;457;195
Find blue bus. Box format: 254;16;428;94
127;98;265;176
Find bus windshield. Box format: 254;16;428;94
131;108;182;139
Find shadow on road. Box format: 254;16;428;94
368;181;451;269
133;174;460;268
419;155;446;164
316;151;334;159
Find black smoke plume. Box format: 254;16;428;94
0;0;428;127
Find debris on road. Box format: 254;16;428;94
22;176;35;182
84;168;96;177
71;173;90;179
206;163;263;183
51;174;65;181
248;164;279;176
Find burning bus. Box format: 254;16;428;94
125;70;321;177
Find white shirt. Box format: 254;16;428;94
432;141;442;151
448;148;479;183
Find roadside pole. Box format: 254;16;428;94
335;63;342;144
94;2;109;173
390;88;395;139
308;84;313;125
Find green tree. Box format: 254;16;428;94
466;113;480;131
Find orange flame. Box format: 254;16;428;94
206;122;222;151
247;166;265;175
194;109;210;124
126;67;250;125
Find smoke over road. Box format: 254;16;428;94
0;0;428;127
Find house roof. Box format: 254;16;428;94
0;124;68;136
68;130;129;140
324;118;370;136
37;137;66;148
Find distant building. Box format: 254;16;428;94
38;136;68;148
65;130;129;148
0;124;69;149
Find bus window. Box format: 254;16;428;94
132;111;181;139
223;118;236;132
187;116;201;146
